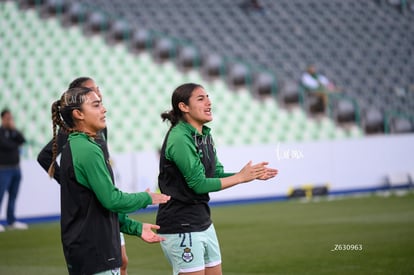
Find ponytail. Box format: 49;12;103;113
160;110;180;127
161;83;202;127
48;100;62;177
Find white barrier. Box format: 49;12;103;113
1;134;413;221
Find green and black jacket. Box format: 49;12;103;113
38;129;149;237
60;132;151;274
156;121;233;234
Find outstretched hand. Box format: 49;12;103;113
140;223;166;243
238;161;278;183
257;166;278;180
146;189;171;205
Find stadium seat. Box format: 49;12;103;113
389;117;413;133
251;71;277;98
331;98;356;124
42;0;67;17
63;2;87;25
278;80;300;106
201;53;224;78
306;93;325;115
19;0;46;9
106;20;133;44
176;45;200;70
152;36;176;62
83;11;109;34
227;62;250;88
361;107;385;134
129;28;153;54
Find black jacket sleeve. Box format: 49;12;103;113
0;128;26;166
0;128;25;150
37;128;107;183
14;130;26;145
37;130;68;183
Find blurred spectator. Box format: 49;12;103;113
0;109;27;232
300;64;339;111
240;0;265;13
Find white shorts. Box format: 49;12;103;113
159;224;222;275
120;232;125;246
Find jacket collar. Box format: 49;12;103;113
178;120;211;136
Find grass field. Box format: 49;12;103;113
1;192;413;275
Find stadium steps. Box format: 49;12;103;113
51;0;414;134
0;1;361;158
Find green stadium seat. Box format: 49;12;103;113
0;1;363;158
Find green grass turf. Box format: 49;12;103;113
1;192;413;274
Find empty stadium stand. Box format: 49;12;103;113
2;0;413;157
34;0;413;134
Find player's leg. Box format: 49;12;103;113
179;224;223;275
121;245;128;275
120;233;128;275
205;264;222;275
159;231;207;275
178;271;204;275
203;224;222;275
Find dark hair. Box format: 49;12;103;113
68;77;93;89
161;83;203;127
1;109;10;118
48;86;94;177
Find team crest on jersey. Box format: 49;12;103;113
182;247;194;263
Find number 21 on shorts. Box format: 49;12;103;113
179;233;192;247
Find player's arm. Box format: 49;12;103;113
167;134;221;194
119;212;143;236
168;132;277;194
218;154;278;189
37;130;68;183
214;154;234;178
168;134;270;193
73;141;155;213
119;213;165;243
214;146;278;187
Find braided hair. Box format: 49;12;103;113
48;86;93;177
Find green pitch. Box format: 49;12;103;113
1;192;413;274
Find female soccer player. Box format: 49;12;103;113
156;83;278;275
38;77;131;274
49;86;170;275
